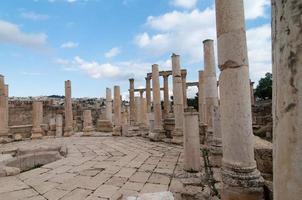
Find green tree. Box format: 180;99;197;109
255;72;272;100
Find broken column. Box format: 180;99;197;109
272;0;302;199
55;114;63;137
163;72;170;118
171;54;184;144
198;70;207;144
64;80;73;136
215;0;263;198
149;64;164;141
97;88;113;132
31;101;43;139
83;110;94;136
0;75;9;138
129;78;136;125
113;85;122;136
184;110;201;172
203;39;219;145
181;71;187;109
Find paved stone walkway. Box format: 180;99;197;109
0;136;214;200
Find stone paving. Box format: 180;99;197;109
0;135;215;200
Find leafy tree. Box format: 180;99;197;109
255;72;272;100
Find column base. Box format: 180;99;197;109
209;137;222;167
139;125;149;138
31;130;43;139
171;128;183;145
149;128;165;141
222;162;264;200
205;129;214;146
64;126;73;137
83;126;94;136
112;126;122;136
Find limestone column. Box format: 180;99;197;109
163;73;170;118
55;114;63;137
129;78;136;125
203;39;219;145
64;80;73;136
0;75;9;137
4;85;9;135
215;0;263;198
250;80;255;106
145;77;151;113
149;64;164;141
31;101;43;139
272;0;302;199
135;97;141;125
106;88;113;123
171;54;184;144
181;71;187;109
184;110;201;172
83;110;94;135
198;70;207;144
113;85;122;136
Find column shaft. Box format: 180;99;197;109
145;77;151;113
129;78;136;125
64;80;73;136
163;74;170;118
83;110;94;135
182;72;187;108
113;85;122;136
31;101;43;139
151;64;162;130
106;88;113;122
272;0;302;199
198;70;206;124
215;0;263;198
0;75;9;137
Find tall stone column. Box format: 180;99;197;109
64;80;73;136
55;114;63;137
171;54;184;144
83;110;94;136
250;80;255;106
184;110;201;172
163;73;170;119
149;64;164;141
198;70;207;144
135;97;141;125
215;0;263;199
181;71;187;109
203;39;219;145
31;101;43;139
0;75;9;138
106;88;113;123
272;1;302;199
113;85;122;136
145;77;151;113
129;78;136;125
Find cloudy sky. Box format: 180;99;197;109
0;0;271;98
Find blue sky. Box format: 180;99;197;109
0;0;271;98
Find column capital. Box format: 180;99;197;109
129;78;134;83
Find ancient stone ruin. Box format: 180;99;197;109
0;0;301;199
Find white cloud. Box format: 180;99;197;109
20;11;50;21
170;0;198;9
105;47;121;58
0;19;47;49
60;41;78;48
244;0;270;20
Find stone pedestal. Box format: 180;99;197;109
31;101;43;139
149;64;165;141
272;1;302;199
55;114;63;137
184;111;201;172
83;110;94;136
0;75;9;138
209;106;222;167
48;118;56;136
171;54;184;145
64;80;73;137
96;120;113;132
215;0;264;198
113;86;122;136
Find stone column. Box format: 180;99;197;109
209;106;222;167
113;85;122;136
184;110;201;172
203;39;219;145
272;1;302;199
0;75;9;138
55;114;63;137
135;97;141;125
171;54;184;144
83;110;94;136
215;0;263;199
149;64;164;141
64;80;73;136
198;70;207;144
129;78;136;125
163;73;170;119
181;71;187;109
31;101;43;139
250;80;255;106
106;88;113;123
145;77;152;113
